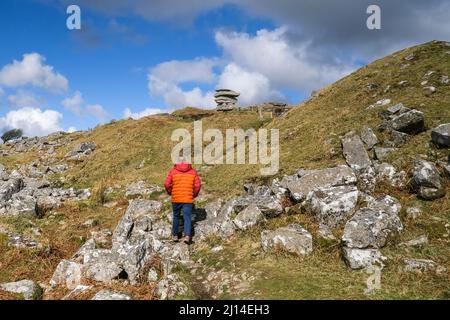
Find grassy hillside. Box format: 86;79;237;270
0;40;449;299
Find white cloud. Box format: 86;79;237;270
150;58;218;85
215;27;354;92
0;53;68;93
7;90;41;108
61;92;108;121
217;63;283;105
123;107;164;119
148;59;217;109
0;107;63;137
86;104;108;122
62;91;84;115
147;27;353;109
67;126;77;133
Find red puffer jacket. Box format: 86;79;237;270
164;162;201;203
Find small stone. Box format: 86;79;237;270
424;86;436;96
91;289;131;300
399;235;428;247
406;207;422;219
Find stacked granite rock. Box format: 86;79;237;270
214;89;240;111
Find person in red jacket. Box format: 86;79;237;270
164;161;201;244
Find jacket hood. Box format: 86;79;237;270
175;162;192;172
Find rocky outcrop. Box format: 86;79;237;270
48;198;193;300
0;168;90;218
411;160;445;200
303;185;359;228
341;195;402;269
361;126;379;150
388;109;425;134
283;165;357;202
155;274;188;300
50;260;82;290
374;162;406;188
232;204;266;230
341;132;372;171
341;132;377;193
65;141;96;161
215;89;240;111
261;224;313;257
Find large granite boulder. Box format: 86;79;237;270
50;260;82;290
389;109;425;134
341;132;372;171
303;185;359;228
233;204;266;230
285;166;357;202
261;224;312;256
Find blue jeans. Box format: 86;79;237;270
172;203;193;237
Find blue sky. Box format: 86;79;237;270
0;0;449;136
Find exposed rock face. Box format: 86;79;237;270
65;141;96;161
389;110;425;134
155;274;188;300
385;130;410;147
341;132;372;171
341;196;401;271
261;224;313;256
48;197;195;298
361;126;379;150
0;169;90;218
2;132;71;155
341;132;378;193
0;280;43;300
215;89;240;111
342;199;402;249
431;123;450;148
411;160;445;200
374;162;406;188
284;165;357;202
341;195;402;269
91;289;131;300
233;204;265;230
342;248;386;269
50;260;82;290
303;185;359;228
